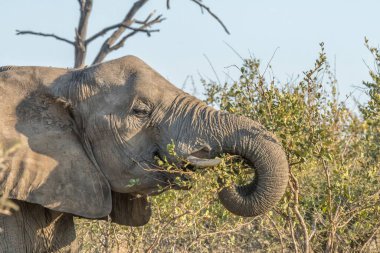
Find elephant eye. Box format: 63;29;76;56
132;103;151;118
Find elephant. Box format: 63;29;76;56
0;56;289;252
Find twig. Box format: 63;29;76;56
322;159;337;253
359;222;380;253
266;214;285;253
309;215;317;241
223;41;244;60
203;54;221;86
289;170;310;253
195;219;256;239
108;16;164;52
337;203;380;229
92;0;151;64
262;47;279;77
189;0;230;34
145;211;191;252
288;208;300;253
289;160;304;167
15;30;74;45
86;23;159;44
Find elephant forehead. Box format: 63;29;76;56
131;76;182;103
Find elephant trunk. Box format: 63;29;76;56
215;113;289;217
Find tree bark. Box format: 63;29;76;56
74;0;93;68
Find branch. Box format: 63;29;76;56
108;16;164;52
266;214;285;253
145;211;191;253
289;170;310;253
92;0;150;64
75;0;93;68
288;208;300;253
134;11;155;25
15;30;74;45
86;23;159;45
189;0;230;35
359;222;380;253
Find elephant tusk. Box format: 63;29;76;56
186;155;222;168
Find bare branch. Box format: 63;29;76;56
108;15;164;53
189;0;230;35
146;211;191;252
15;30;74;45
86;23;159;45
75;0;93;68
287;208;300;253
93;0;150;64
166;0;170;9
266;214;285;253
134;11;155;25
289;170;310;253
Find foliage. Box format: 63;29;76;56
203;42;380;252
73;41;380;253
0;41;358;252
360;38;380;165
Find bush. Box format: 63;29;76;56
74;42;380;252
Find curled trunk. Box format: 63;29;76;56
216;114;289;217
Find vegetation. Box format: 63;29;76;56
73;41;380;252
0;41;378;252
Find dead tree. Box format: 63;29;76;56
16;0;229;68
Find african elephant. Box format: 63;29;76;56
0;56;288;252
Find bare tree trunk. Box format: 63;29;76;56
74;0;93;68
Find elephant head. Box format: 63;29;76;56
0;56;288;225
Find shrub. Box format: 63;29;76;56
74;42;379;252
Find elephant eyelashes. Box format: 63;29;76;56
132;102;151;118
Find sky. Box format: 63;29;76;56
1;0;380;105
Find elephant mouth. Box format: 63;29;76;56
149;149;222;195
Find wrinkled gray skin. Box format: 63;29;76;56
0;56;288;252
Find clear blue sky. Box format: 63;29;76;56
1;0;379;104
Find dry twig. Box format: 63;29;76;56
189;0;230;34
15;30;74;45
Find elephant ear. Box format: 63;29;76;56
0;89;112;218
110;192;151;226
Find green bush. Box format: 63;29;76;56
76;42;380;252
